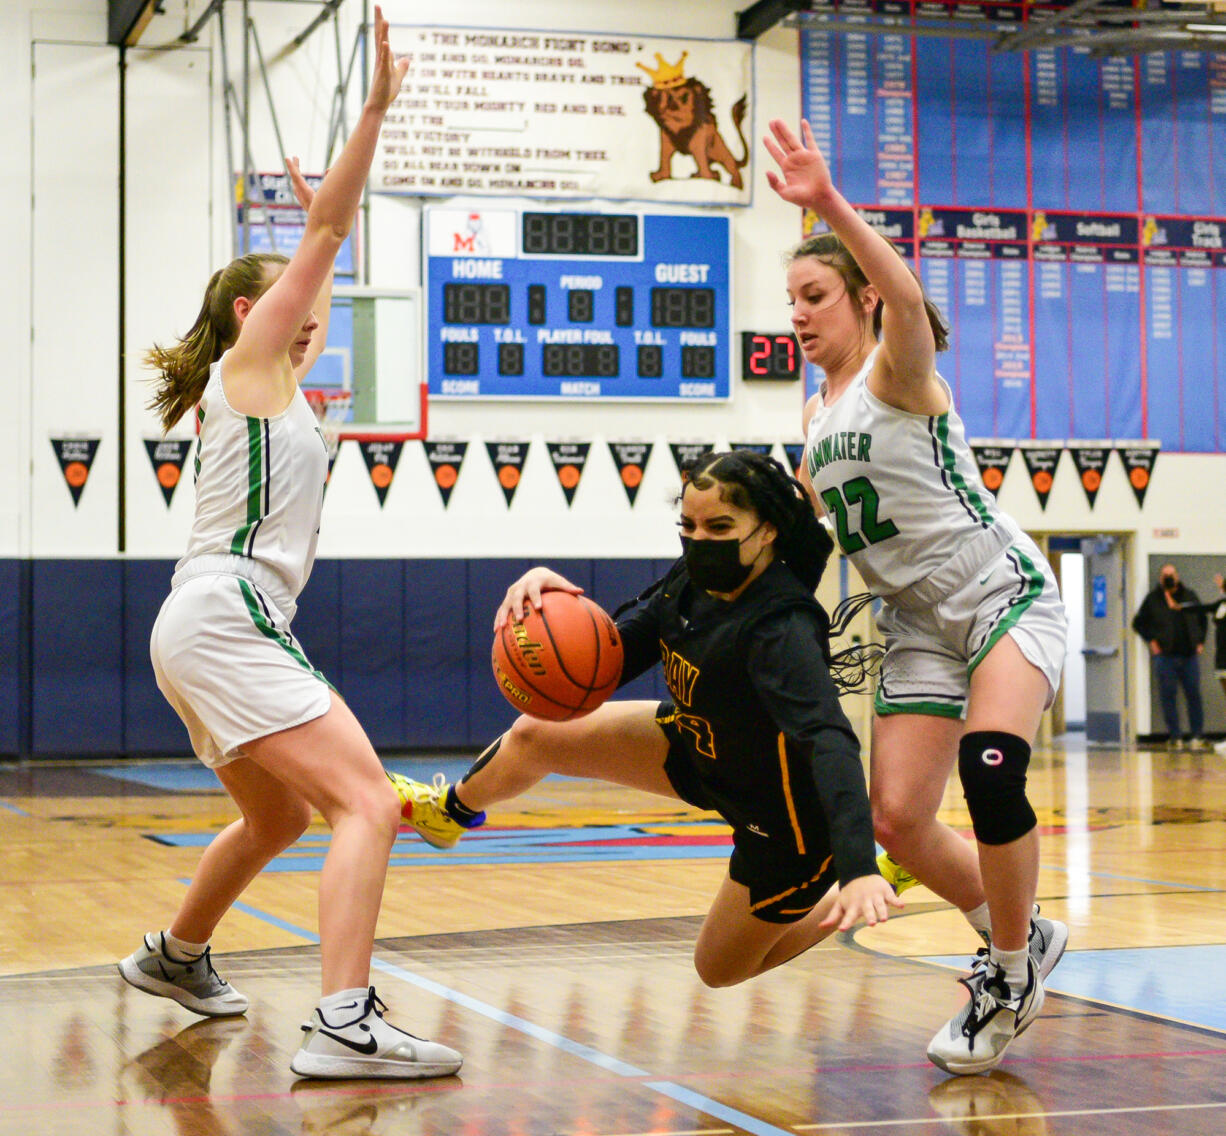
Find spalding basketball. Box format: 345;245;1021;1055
492;591;624;721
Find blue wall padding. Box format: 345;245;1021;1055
31;560;124;755
593;557;676;703
13;557;674;758
337;559;406;749
122;560;189;753
294;559;342;693
401;559;469;746
0;561;25;755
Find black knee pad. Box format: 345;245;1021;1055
957;731;1037;845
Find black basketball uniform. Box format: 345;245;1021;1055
616;558;879;922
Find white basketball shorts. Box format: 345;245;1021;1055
150;571;332;768
872;530;1067;720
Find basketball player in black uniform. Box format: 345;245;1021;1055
391;451;900;986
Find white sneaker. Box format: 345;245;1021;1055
1214;740;1226;757
291;987;463;1079
1028;906;1068;982
928;959;1044;1075
118;932;249;1016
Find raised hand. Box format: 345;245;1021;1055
763;118;835;207
284;156;315;210
365;6;409;114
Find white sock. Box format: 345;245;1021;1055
962;902;992;941
990;945;1029;993
318;987;370;1023
161;930;208;961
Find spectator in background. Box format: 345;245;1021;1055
1179;573;1226;757
1132;563;1209;750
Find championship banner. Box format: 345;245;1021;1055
423;440;468;506
969;441;1015;496
358;440;404;507
486;441;530;506
781;442;805;478
545;441;590;506
1067;443;1111;509
1117;442;1160;508
379;28;753;204
51;437;100;507
608;441;652;505
669;442;714;478
143;438;192;507
236;171;355;273
1019;443;1062;510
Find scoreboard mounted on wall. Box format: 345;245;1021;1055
424;206;731;401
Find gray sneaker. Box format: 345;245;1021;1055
118;932;249;1017
291;987;462;1079
928;958;1044;1075
1028;906;1068;982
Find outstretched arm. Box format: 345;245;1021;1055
232;6;406;372
284;156;334;383
764;118;940;404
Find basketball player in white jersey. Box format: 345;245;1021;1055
119;10;461;1081
764;118;1069;1076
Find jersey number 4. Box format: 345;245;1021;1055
820;476;899;553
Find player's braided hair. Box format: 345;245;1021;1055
683;449;834;592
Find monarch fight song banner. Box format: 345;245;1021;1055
379;28;753;203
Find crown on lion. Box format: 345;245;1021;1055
636;51;688;89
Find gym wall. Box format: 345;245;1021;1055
2;0;1223;756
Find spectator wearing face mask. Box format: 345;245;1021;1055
1132;564;1209;750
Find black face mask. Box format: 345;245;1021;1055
1162;575;1177;591
681;525;762;593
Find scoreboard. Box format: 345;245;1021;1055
424;206;731;401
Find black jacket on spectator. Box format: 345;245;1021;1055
1132;582;1207;657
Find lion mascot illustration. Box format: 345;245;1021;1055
637;52;749;189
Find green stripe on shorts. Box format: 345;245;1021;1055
874;688;965;719
237;579;332;688
968;544;1047;676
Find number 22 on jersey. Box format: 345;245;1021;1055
819;475;899;553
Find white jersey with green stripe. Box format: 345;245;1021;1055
177;355;328;605
803;346;1001;597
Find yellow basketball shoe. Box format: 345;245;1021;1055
877;851;919;896
387;772;482;849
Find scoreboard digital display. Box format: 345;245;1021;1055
425;207;731;400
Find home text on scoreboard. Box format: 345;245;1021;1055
424;206;731;400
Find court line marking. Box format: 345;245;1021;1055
0;799;30;816
227;895;796;1136
792;1099;1226;1130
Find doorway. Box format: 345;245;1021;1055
1046;533;1132;746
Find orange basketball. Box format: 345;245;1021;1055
492;591;624;721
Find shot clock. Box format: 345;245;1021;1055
740;332;803;381
424;206;730;400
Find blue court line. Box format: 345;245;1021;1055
644;1082;794;1136
92;757;480;793
0;800;30;816
217;891;791;1135
922;944;1226;1033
